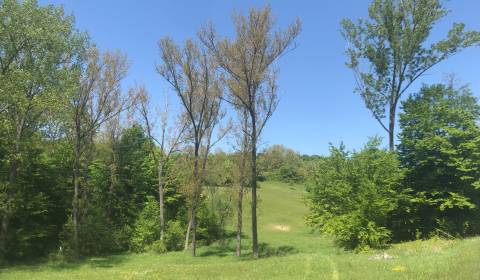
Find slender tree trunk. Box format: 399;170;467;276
109;144;118;194
185;142;201;255
72;134;81;256
190;141;201;256
158;161;165;240
184;215;192;250
236;182;244;257
250;114;259;258
108;140;118;222
388;104;396;151
236;112;248;257
191;202;197;256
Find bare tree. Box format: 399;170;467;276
68;47;131;255
234;107;250;257
104;91;124;222
136;86;186;240
157;38;223;256
199;6;301;258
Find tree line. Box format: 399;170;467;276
0;0;479;264
0;0;300;262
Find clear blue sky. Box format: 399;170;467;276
40;0;480;155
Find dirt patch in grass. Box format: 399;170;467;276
268;224;291;232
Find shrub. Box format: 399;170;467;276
59;207;123;257
196;203;223;245
148;240;167;254
130;196;160;252
163;220;185;251
305;138;404;251
131;198;186;253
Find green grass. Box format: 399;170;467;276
1;181;479;279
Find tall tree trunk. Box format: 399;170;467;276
191;140;201;256
190;202;197;256
108;140;118;222
236;112;248;257
186;142;201;255
158;161;165;240
250;114;259;258
236;182;244;257
184;215;192;250
72;135;81;257
388;104;396;151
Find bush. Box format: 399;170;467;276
195;189;234;245
163;220;185;251
196;203;223;245
130;196;160;252
131;197;186;253
148;240;167;254
305;138;404;251
59;207;124;257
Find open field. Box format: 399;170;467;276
1;181;479;280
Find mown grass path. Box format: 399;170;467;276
1;181;479;279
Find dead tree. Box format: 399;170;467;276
68;47;131;255
157;38;223;256
199;6;300;258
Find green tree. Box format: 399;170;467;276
305;139;404;251
117;124;157;218
342;0;480;151
0;135;73;261
0;0;86;259
397;84;480;238
258;145;305;183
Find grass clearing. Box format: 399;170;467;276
1;181;479;279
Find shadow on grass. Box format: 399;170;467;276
258;243;298;257
197;240;299;259
198;244;236;257
53;253;130;270
0;253;130;272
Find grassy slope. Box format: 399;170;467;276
1;181;479;280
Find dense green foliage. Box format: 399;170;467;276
396;84;480;239
258;145;306;183
306;84;480;251
0;0;232;263
0;0;87;261
306;139;404;250
1;181;479;280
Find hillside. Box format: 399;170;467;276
1;181;479;280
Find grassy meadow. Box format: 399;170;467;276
1;181;479;280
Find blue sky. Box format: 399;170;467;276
40;0;480;155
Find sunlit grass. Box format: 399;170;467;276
1;181;479;279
